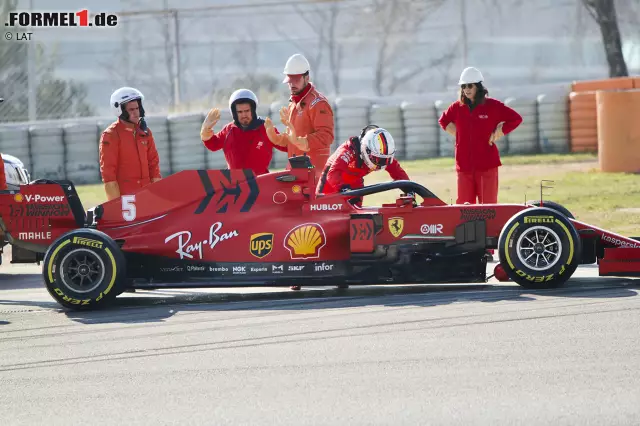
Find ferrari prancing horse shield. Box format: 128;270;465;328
388;217;404;237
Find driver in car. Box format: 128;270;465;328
315;125;410;206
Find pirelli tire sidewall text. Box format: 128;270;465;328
42;229;125;310
498;207;581;289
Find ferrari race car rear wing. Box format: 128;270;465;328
0;179;86;263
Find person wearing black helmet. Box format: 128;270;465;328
200;89;287;176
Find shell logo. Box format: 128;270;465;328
14;194;23;203
284;223;327;259
292;185;301;194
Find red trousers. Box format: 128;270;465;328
456;167;499;204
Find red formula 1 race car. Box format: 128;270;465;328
1;155;639;310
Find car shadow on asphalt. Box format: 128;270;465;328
0;298;61;311
0;273;45;291
61;276;640;325
0;273;63;316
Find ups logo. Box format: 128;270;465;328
250;233;274;258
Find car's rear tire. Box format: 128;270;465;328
42;228;126;310
498;207;581;289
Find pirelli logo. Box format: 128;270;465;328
524;215;555;224
73;236;103;249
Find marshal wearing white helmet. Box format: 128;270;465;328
199;88;287;176
316;125;410;203
99;86;162;201
458;66;484;85
281;53;310;83
265;53;335;180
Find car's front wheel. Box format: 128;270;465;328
498;207;581;289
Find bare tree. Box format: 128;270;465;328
100;13;139;87
161;0;177;107
229;28;283;104
271;2;345;94
432;38;460;91
581;0;628;77
98;0;185;112
360;0;449;96
325;2;344;94
272;6;324;77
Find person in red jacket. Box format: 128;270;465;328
0;153;7;190
439;67;523;205
316;125;409;206
200;89;287;175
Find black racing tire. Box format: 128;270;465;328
498;207;581;289
42;228;126;310
527;200;574;219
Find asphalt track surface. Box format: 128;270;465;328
1;261;639;425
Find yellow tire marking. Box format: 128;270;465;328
103;247;117;296
47;239;71;283
504;222;519;270
554;219;574;264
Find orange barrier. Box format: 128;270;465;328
572;76;635;92
569;91;598;152
569;77;640;153
597;89;640;173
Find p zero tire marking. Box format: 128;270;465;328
47;239;71;283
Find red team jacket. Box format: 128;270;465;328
438;98;523;172
316;137;409;195
203;120;287;176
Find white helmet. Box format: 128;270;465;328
228;88;258;125
458;67;484;85
360;127;396;170
110;87;144;117
229;89;258;111
282;53;310;83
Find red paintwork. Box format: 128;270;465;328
569;219;640;276
1;164;639;281
570;219;640;249
493;264;510;282
91;167;533;263
599;248;640;276
350;217;376;253
0;184;77;246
